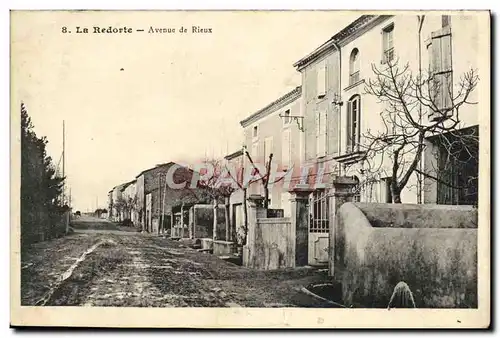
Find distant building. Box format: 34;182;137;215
135;162;204;233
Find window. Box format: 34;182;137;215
346;95;361;152
428;26;453;120
315;110;327;157
349;48;360;85
282;128;291;169
310;190;329;233
252;125;258;138
382;23;394;63
283;109;291;126
317;63;327;98
435;127;478;205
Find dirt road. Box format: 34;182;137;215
20;216;335;307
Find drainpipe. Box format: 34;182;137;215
417;15;425;204
332;40;342;175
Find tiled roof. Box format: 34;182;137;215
293;15;392;69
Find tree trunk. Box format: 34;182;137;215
264;185;269;210
224;196;230;241
212;198;218;241
391;181;402;204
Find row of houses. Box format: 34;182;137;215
108;162;204;233
109;14;480;269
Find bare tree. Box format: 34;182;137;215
360;56;479;203
196;158;236;241
199;149;286;246
244;151;275;209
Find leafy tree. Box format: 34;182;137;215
21;103;65;244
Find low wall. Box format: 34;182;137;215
200;238;213;250
245;217;293;270
333;202;478;308
213;240;237;256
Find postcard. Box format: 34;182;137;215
10;10;491;328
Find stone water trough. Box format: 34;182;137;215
330;202;478;308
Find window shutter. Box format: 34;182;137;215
317;64;326;98
431;33;442;74
321;111;327;157
430;26;453;114
381;30;387;63
282;129;291;169
315;112;320;156
315;111;326;158
441;31;453;109
346;101;352;151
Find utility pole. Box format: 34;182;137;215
62;120;65;206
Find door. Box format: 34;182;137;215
308;190;329;266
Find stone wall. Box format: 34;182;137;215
332;202;478;308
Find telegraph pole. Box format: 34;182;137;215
62;120;65;206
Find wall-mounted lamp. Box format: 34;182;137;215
279;113;304;132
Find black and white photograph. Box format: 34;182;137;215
10;10;490;328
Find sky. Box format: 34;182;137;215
11;11;358;212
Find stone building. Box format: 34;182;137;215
135;162;202;233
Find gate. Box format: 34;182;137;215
308;178;360;266
308;189;329;266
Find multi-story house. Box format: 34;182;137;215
121;180;137;223
294;14;481;264
110;182;128;222
107;189;113;220
224;148;245;242
239;86;302;218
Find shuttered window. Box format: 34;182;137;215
315;111;327;157
428;26;453;120
317;63;327;98
382;23;395;63
282;128;291;169
346;96;361;152
349;48;360;85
